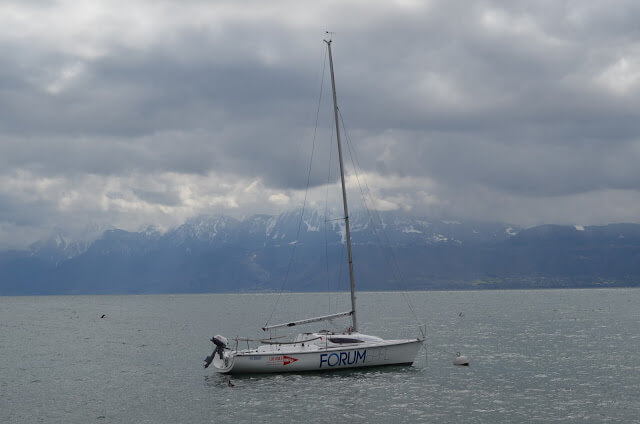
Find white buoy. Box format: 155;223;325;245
453;352;469;366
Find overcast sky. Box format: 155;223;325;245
1;0;640;248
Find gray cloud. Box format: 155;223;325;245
1;0;640;248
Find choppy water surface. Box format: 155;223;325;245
1;289;638;423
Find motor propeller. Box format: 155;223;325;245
203;335;228;369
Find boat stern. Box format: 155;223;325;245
211;351;235;373
203;335;235;373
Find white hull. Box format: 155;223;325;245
213;338;423;374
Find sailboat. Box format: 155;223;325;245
203;39;424;374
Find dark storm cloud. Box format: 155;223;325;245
319;1;640;200
0;30;323;184
1;0;640;248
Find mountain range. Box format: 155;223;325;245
2;211;640;295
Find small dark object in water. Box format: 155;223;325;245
228;378;234;387
100;314;106;319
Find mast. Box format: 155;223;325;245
325;39;357;332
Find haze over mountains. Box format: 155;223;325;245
1;210;639;295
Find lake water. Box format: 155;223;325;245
1;289;639;423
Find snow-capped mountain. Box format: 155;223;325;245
2;211;640;295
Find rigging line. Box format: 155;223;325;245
339;121;396;285
325;120;347;314
326;239;347;316
344;133;421;326
324;103;335;312
323;105;347;317
337;241;347;297
264;44;328;328
325;217;345;222
338;109;423;327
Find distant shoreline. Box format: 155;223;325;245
2;284;639;297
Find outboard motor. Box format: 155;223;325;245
203;335;229;369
